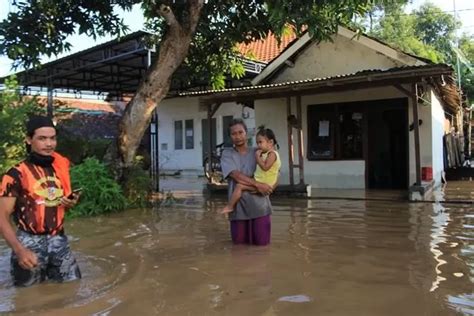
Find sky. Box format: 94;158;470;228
0;0;473;78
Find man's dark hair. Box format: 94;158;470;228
26;115;55;137
25;115;56;153
228;118;248;135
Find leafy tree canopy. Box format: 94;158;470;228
2;0;404;87
355;2;473;101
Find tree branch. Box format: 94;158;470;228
158;4;177;26
186;0;204;32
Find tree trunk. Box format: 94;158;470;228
118;1;203;168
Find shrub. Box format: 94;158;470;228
0;76;42;174
56;133;112;165
122;156;152;208
69;157;126;217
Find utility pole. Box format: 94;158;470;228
453;0;462;90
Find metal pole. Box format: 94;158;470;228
47;86;53;118
453;0;462;89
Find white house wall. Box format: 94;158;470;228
406;87;444;187
272;34;404;84
256;86;413;189
156;97;255;171
430;90;447;186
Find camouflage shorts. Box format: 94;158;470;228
11;230;81;287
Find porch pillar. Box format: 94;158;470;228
296;95;305;184
394;83;422;186
286;97;295;185
206;102;221;178
412;83;422;185
207;104;213;177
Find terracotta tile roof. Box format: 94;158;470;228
238;32;298;63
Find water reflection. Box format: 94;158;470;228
0;195;472;315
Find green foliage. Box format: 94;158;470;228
0;76;42;174
413;4;460;59
69;158;127;217
459;34;474;100
0;1;135;69
363;2;473;101
370;6;444;62
1;0;407;85
122;156;152;208
56;132;112;165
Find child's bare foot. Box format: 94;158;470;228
221;205;233;214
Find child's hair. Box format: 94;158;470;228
256;125;278;149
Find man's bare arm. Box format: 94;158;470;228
0;197;38;269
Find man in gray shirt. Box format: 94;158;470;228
220;119;274;245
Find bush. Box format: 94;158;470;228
56;133;112;165
122;156;152;208
69;157;127;217
0;76;42;174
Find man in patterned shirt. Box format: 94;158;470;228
0;115;81;286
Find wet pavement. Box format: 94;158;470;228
0;177;472;315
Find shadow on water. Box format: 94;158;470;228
0;195;472;315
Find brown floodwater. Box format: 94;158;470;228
0;195;473;315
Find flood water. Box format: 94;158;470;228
0;195;473;315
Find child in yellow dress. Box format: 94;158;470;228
221;127;281;214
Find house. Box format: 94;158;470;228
153;32;296;173
2;27;464;200
175;26;464;200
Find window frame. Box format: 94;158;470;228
174;120;183;150
307;103;366;161
185;119;194;149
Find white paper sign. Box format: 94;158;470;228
186;130;193;137
318;120;329;137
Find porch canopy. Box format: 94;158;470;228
183;64;461;114
1;31;265;98
1;31;155;96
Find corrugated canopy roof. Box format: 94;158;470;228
1;31;293;97
181;64;462;113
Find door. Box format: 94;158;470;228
368;99;408;189
201;118;217;163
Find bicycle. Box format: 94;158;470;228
203;142;226;184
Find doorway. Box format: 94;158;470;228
367;99;408;189
201;118;217;162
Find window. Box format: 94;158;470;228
339;110;363;159
308;105;335;159
308;104;364;160
174;121;183;150
185;119;194;149
174;119;194;150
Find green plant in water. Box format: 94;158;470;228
122;155;152;208
160;190;177;207
69;157;126;217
